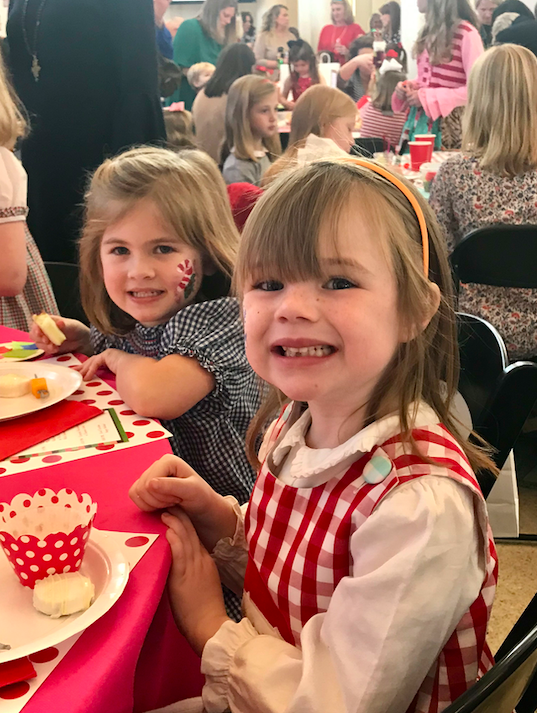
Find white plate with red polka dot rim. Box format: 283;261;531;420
0;528;129;663
0;362;82;421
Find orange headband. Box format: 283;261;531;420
334;156;430;277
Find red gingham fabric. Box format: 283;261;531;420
244;406;498;713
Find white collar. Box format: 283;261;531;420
231;147;267;159
271;403;440;477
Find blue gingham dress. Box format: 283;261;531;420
90;297;260;505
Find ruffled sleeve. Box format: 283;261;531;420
0;147;28;224
159;297;252;413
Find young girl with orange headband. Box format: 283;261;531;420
131;157;498;713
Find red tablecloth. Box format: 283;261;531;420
0;326;204;713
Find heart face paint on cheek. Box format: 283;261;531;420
176;259;196;301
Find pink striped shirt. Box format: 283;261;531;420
359;99;408;146
392;21;483;120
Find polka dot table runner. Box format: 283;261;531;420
0;353;172;478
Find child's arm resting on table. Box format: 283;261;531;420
185;477;486;713
77;350;214;420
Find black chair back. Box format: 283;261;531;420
450;224;537;289
457;313;507;426
353;137;386;156
456;313;537;497
44;262;88;325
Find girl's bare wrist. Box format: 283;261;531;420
193;495;238;552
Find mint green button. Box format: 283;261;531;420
364;455;392;484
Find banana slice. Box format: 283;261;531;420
32;313;66;346
0;373;31;398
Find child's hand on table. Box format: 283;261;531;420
163;507;230;657
129;454;238;553
75;348;124;380
29;315;91;356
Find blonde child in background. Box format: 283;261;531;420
31;148;259;510
279;39;324;111
131;157;498;713
187;62;216;92
0;52;58;329
263;84;357;184
163;103;196;150
222;75;281;185
359;49;408;147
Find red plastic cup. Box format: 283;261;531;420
408;141;430;171
414;134;435;161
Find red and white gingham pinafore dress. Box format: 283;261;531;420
244;408;498;713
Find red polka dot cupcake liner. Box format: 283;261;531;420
0;488;97;589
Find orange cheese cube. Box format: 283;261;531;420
30;377;48;399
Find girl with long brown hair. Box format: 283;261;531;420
392;0;483;150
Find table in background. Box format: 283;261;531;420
0;326;204;713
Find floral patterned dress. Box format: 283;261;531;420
430;153;537;360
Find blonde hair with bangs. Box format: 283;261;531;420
0;52;26;148
225;75;282;162
262;85;356;185
463;44;537;177
235;160;496;477
331;0;355;24
79;147;239;336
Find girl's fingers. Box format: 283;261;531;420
165;526;186;575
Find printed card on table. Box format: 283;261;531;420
0;354;172;477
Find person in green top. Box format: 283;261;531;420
169;0;238;110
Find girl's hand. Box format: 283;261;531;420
129;454;238;552
406;88;422;108
75;348;124;380
394;81;407;100
353;52;374;75
163;509;230;657
29;316;91;356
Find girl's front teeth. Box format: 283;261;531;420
282;346;332;357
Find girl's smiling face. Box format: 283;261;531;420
242;200;407;415
100;199;204;327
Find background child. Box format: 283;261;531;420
192;43;256;164
263;85;357;184
359;50;408;147
132;157;498;713
0;52;58;330
163;103;196;150
279;39;323;110
31;147;259;510
338;33;375;102
392;0;483;150
222;75;281;185
186;61;216;92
